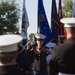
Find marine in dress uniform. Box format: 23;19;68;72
16;36;33;75
49;18;75;75
16;37;27;69
0;34;26;75
27;34;49;75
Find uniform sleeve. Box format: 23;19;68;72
49;47;59;75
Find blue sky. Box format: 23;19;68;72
16;0;59;35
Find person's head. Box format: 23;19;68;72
0;34;22;64
35;34;46;48
60;18;75;40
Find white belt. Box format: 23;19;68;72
59;72;75;75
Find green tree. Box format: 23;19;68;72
62;0;72;17
29;33;35;42
0;0;20;34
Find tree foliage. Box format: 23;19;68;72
0;0;20;34
62;0;72;17
29;33;35;42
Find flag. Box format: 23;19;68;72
72;0;75;17
21;0;29;39
51;0;59;40
58;0;64;35
37;0;52;45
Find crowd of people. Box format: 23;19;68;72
0;17;75;75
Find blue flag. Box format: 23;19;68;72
21;0;29;39
51;0;59;40
37;0;52;45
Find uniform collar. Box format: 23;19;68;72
0;64;16;72
0;64;15;66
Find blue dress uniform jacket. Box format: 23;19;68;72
16;43;34;71
49;38;75;75
32;46;49;71
0;65;26;75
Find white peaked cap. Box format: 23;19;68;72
35;34;46;39
0;34;22;53
60;18;75;27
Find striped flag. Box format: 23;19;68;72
58;0;64;35
21;0;29;39
72;0;75;17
